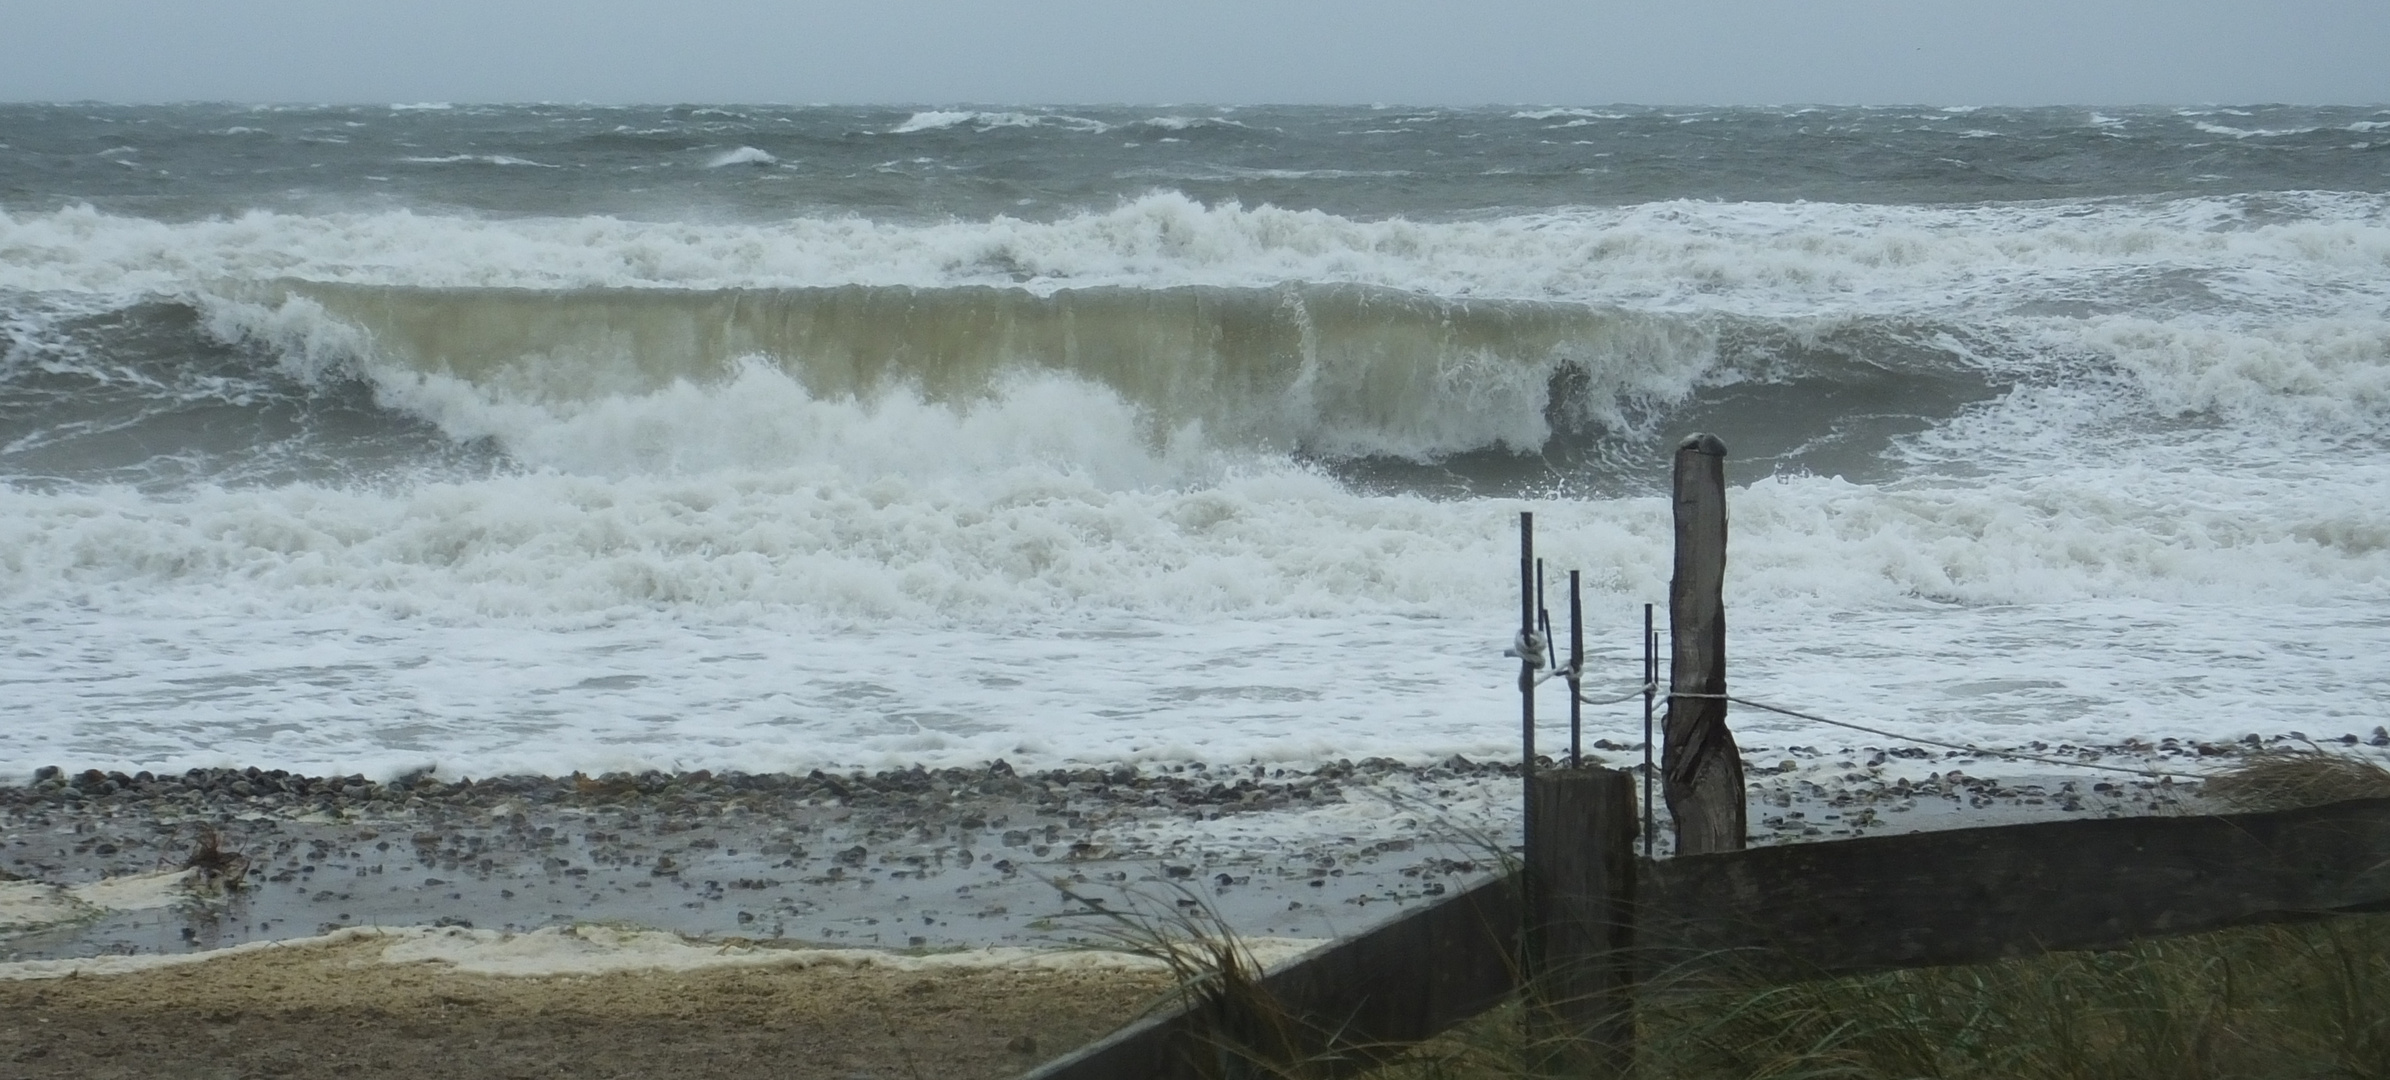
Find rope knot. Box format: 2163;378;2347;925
1506;629;1547;671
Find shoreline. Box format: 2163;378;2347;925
13;745;2374;1080
0;744;2268;965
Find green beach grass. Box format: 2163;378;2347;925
1372;911;2390;1080
1368;750;2390;1080
1102;751;2390;1080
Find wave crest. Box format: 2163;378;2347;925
6;191;2387;320
888;111;1109;134
205;281;1724;465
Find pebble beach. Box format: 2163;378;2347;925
2;742;2251;965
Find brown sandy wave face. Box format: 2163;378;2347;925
220;279;1720;462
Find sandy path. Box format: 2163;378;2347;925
0;930;1177;1079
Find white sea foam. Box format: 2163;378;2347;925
2;330;2385;782
397;154;559;168
2073;317;2390;432
2190;122;2322;139
705;146;778;167
1131;115;1254;132
0;870;193;937
1511;108;1631;121
1122;165;1418;182
4;193;2384;325
3;458;2382;777
371;923;1290;976
888;110;1107;134
3;187;2387;780
6;361;2377;631
0;923;1321;980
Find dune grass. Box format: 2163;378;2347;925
1371;748;2390;1080
1367;911;2390;1080
2203;749;2390;812
1065;750;2390;1080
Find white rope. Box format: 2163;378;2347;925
1575;681;1658;707
1500;628;2220;781
1505;631;1567;690
1667;690;2210;781
1505;630;1545;669
1506;632;1655;702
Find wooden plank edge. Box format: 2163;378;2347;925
1643;795;2390;980
1016;870;1525;1080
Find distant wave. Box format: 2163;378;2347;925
2190;122;2323;139
1127;116;1259;134
888;110;1109;134
1114;165;1415;182
1511;108;1632;121
398;154;558;168
8;192;2389;331
705;146;778;167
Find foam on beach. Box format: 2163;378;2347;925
0;920;1325;982
0;870;194;938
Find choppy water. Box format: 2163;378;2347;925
3;104;2387;780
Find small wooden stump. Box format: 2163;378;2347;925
1525;767;1638;1076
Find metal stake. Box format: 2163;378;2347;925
1518;513;1536;776
1642;602;1657;857
1568;570;1583;769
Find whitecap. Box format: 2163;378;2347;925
397;154;559;168
1511;108;1628;121
706;146;778;167
2190;121;2321;139
888;111;1108;135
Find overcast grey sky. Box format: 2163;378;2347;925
3;0;2385;106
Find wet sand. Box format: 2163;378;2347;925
3;749;2220;963
4;758;1523;960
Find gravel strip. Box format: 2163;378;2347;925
0;742;2254;963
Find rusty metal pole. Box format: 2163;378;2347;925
1519;512;1537;776
1642;602;1656;857
1568;570;1583;769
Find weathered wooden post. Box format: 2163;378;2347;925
1525;767;1639;1076
1662;433;1746;855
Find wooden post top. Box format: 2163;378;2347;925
1676;432;1727;456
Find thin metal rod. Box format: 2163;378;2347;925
1568;570;1583;769
1634;602;1653;855
1518;513;1536;776
1535;558;1553;686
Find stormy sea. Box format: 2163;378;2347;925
3;103;2386;781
